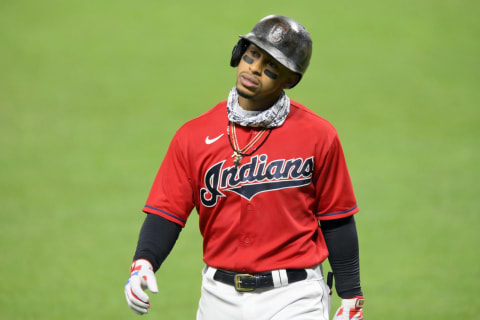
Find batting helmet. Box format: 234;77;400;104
230;15;312;86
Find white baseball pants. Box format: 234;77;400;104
196;265;331;320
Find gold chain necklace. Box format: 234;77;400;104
227;122;272;169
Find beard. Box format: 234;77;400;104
236;86;254;100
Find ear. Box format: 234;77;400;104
284;73;301;89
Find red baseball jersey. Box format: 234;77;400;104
143;100;359;273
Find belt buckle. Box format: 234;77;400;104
234;274;255;292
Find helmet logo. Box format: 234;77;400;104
268;24;288;43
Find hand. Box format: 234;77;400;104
333;296;365;320
124;259;159;315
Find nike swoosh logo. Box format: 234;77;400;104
205;133;224;145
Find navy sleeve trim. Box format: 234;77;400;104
144;205;186;224
316;205;358;218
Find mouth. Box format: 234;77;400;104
239;73;260;89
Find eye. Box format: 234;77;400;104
267;60;279;69
249;49;260;58
266;60;278;70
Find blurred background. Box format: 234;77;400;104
1;0;478;319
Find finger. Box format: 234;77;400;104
126;285;151;309
127;296;148;314
130;275;150;303
144;272;159;293
125;287;148;314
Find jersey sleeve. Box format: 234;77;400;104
143;131;195;227
314;134;359;220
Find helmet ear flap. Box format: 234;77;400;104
230;39;250;67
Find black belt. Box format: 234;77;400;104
213;268;307;292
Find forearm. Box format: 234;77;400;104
320;215;363;298
133;213;182;272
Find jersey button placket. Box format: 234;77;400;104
239;200;255;249
242;203;254;245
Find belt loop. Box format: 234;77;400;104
206;265;217;279
279;269;288;286
306;264;323;281
271;270;282;288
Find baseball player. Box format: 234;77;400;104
125;15;364;320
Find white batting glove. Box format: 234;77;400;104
124;259;158;315
333;296;365;320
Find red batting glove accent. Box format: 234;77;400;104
333;296;365;320
337;307;344;316
130;258;151;274
349;309;363;320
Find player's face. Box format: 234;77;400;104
236;44;299;110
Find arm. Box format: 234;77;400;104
320;215;364;319
134;213;182;272
320;215;362;298
125;214;182;315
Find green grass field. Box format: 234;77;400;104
1;0;479;319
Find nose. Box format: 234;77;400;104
249;59;262;75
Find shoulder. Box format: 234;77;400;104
175;101;227;137
288;99;338;138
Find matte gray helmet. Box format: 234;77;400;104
230;15;312;86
